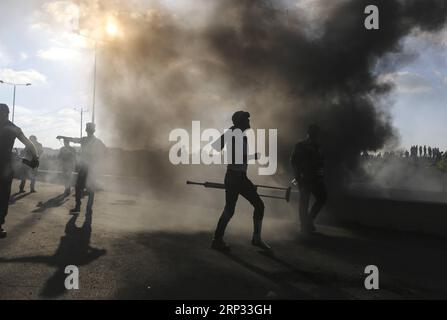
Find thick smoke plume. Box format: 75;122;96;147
76;0;447;188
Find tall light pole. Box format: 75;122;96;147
0;80;32;123
92;41;97;124
75;19;118;125
74;107;88;138
74;31;98;125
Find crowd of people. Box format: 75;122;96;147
1;103;106;238
2;105;328;255
361;145;446;163
359;145;447;184
409;145;443;160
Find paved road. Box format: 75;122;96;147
1;180;447;299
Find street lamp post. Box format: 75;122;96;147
75;25;117;125
74;107;88;138
73;31;99;125
0;80;32;123
92;41;97;124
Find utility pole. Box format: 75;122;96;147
74;107;88;138
73;31;99;125
92;41;97;124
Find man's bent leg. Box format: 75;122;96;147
72;169;87;212
298;183;312;233
212;173;239;252
30;168;37;192
86;190;95;214
213;190;238;242
63;171;71;195
309;181;327;228
74;178;83;208
19;179;26;192
240;181;270;250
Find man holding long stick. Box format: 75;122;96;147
210;111;271;252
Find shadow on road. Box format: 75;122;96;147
0;211;106;298
115;231;363;299
256;250;339;285
293;230;447;297
9;192;32;205
219;250;316;298
110;226;447;299
32;193;69;213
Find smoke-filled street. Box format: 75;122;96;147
1;179;447;300
2;0;447;312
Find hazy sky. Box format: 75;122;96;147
0;0;446;150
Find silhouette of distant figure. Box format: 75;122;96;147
419;146;422;157
291;124;327;234
19;135;43;193
210;111;270;252
0;103;39;238
57;123;106;215
428;147;432;159
424;145;427;158
58;139;76;196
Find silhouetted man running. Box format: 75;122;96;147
291;124;327;234
211;111;270;252
57;122;105;215
0;103;39;238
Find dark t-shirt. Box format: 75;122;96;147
290;139;325;183
0;120;22;175
212;126;249;173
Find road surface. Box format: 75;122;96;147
1;180;447;299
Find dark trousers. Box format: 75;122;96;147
0;169;13;226
75;167;95;212
62;166;73;193
298;179;327;228
214;170;264;240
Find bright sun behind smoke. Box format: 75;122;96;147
106;17;118;36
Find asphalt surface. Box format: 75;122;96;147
1;180;447;300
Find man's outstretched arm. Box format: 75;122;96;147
56;136;82;144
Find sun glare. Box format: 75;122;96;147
106;20;118;36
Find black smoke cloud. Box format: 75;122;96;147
89;0;447;187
